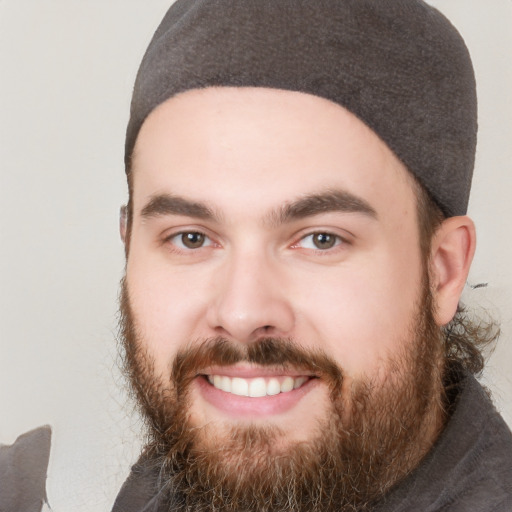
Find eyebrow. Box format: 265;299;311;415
269;189;377;226
139;189;377;225
140;194;219;221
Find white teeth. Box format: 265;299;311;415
220;376;231;393
231;377;249;396
280;377;294;393
294;377;307;389
266;378;281;396
249;378;267;397
207;374;309;397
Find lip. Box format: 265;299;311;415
195;371;318;418
201;364;316;379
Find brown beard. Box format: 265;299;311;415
119;278;445;512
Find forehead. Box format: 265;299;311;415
130;87;416;220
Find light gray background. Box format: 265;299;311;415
0;2;510;511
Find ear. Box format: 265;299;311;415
119;205;127;244
429;216;476;326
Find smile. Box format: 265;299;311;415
206;375;310;397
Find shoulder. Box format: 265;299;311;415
376;369;512;512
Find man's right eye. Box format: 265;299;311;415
168;231;213;250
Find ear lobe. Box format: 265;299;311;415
430;216;476;326
119;205;128;244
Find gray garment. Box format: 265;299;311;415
112;371;512;511
125;0;477;218
374;371;512;512
0;426;52;512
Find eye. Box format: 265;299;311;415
168;231;213;250
297;232;342;250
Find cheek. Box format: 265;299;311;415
292;251;424;377
125;255;212;376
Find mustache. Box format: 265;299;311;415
171;337;343;396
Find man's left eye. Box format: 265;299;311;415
298;232;342;250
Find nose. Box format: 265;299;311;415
206;249;295;343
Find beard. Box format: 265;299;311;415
119;277;445;512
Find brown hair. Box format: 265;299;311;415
414;179;500;376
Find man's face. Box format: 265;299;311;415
122;87;445;508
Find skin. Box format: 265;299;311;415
122;86;475;449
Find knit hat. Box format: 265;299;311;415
126;0;477;217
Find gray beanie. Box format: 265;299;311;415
126;0;477;217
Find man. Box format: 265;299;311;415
112;1;512;511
